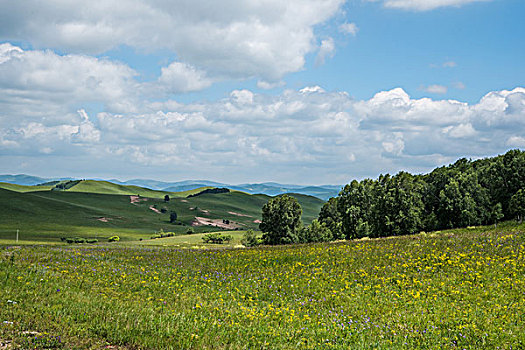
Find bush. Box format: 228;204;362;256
186;228;195;234
108;236;120;242
241;230;261;247
202;233;233;244
86;239;98;244
299;220;332;243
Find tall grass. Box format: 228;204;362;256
1;224;524;349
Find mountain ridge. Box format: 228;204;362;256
0;174;340;200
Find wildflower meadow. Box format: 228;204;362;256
1;226;524;349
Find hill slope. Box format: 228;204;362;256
0;185;324;243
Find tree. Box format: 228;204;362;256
490;203;504;228
260;195;303;245
338;179;375;239
300;219;332;243
241;230;260;247
164;195;170;202
318;197;342;239
510;189;525;224
169;212;178;223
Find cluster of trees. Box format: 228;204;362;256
259;150;525;244
202;233;232;244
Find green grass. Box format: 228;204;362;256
0;223;523;349
65;180;206;198
0;182;53;192
0;186;324;243
127;230;255;248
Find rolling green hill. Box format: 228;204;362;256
0;182;54;192
0;183;324;244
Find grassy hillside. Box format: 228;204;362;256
0;182;53;192
0;186;324;243
61;179;207;198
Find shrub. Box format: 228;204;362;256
202;233;233;244
108;236;120;242
186;228;195;234
74;238;86;244
241;230;261;247
86;239;98;244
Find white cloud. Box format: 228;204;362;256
1;53;524;183
380;0;491;11
423;84;448;94
339;22;359;36
316;38;336;66
256;80;285;90
0;43;139;116
0;0;345;81
507;136;525;148
158;62;213;93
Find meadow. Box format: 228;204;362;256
1;223;524;349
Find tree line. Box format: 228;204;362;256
259;149;525;245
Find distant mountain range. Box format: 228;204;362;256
0;174;341;200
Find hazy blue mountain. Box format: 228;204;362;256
0;174;69;186
0;174;339;200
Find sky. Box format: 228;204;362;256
0;0;524;185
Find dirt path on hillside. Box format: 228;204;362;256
130;195;147;204
149;206;162;214
228;211;252;217
192;217;240;229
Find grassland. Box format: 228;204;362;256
0;185;324;244
1;223;524;349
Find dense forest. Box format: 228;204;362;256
312;149;525;241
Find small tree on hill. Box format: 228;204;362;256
490;203;504;228
170;212;178;223
260;195;303;245
164;195;170;202
510;189;525;224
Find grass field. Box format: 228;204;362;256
126;230;253;248
1;222;524;349
0;186;324;243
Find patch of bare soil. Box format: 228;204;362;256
253;219;262;224
192;217;239;229
0;339;11;349
228;211;252;217
149;206;162;214
96;217;111;222
129;195;147;204
180;199;189;203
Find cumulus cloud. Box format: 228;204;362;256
0;0;345;81
0;43;139;116
158;62;213;93
0;79;525;183
423;84;448;95
379;0;491;11
0;44;523;182
339;22;359;36
316;38;336;66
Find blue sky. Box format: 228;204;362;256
0;0;524;185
